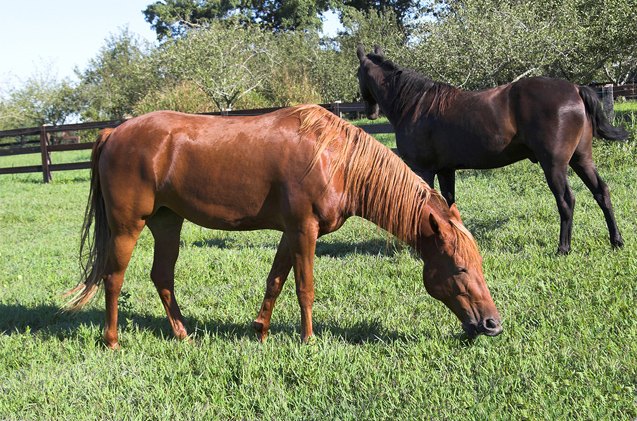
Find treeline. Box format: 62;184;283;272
1;0;636;129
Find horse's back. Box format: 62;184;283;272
97;109;343;232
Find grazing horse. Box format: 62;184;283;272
357;45;628;254
64;105;502;348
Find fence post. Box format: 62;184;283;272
601;84;614;121
332;101;342;118
40;125;52;183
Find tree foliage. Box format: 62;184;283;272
143;0;333;39
0;72;78;129
160;22;276;111
142;0;425;40
75;29;158;120
411;0;637;88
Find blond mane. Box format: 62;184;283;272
287;104;479;264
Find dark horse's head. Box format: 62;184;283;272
356;45;382;120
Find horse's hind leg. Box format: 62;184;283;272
103;222;145;349
146;208;188;340
540;161;575;255
253;234;293;342
569;153;624;248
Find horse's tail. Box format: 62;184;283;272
63;128;114;311
578;85;629;141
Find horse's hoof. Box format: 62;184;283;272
104;340;120;350
611;238;624;249
556;247;570;256
174;328;189;341
252;320;268;342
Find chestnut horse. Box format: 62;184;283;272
65;105;501;348
357;46;628;254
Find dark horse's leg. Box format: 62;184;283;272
146;208;188;340
540;161;575;255
253;234;293;342
438;169;456;205
569;154;624;249
416;169;436;189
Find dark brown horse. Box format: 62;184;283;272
64;105;502;348
357;46;628;254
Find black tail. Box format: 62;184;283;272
578;85;629;140
63;128;114;311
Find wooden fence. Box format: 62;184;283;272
0;102;392;183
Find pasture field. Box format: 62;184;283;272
0;117;636;419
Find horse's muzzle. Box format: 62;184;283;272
463;318;503;338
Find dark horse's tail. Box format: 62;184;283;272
63;128;114;311
578;85;629;141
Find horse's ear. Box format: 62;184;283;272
356;44;366;61
429;212;442;237
373;45;384;58
449;203;462;221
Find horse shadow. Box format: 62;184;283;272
0;303;443;346
190;237;403;258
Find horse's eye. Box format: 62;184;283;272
458;267;468;274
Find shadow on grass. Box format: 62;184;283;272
0;303;434;345
463;215;512;238
191;238;235;249
190;237;402;258
315;238;402;258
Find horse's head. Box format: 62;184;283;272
418;204;502;338
356;45;381;120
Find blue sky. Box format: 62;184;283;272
0;1;341;92
0;0;156;90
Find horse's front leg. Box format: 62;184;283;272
437;169;456;205
288;222;319;343
253;234;293;342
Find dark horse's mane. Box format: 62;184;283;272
366;53;460;117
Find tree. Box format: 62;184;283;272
408;0;637;88
322;8;409;102
75;28;157;120
143;0;332;39
339;0;425;32
161;22;276;111
142;0;428;40
143;0;245;40
0;71;78;129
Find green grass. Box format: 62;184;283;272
614;99;637;113
0;119;636;419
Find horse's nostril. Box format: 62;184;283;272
485;318;498;330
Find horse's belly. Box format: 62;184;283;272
157;175;285;231
161;195;286;231
436;134;530;169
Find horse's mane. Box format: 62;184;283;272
287;104;478;264
366;53;460;117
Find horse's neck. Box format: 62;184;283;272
376;69;423;126
376;73;403;124
386;69;453;128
